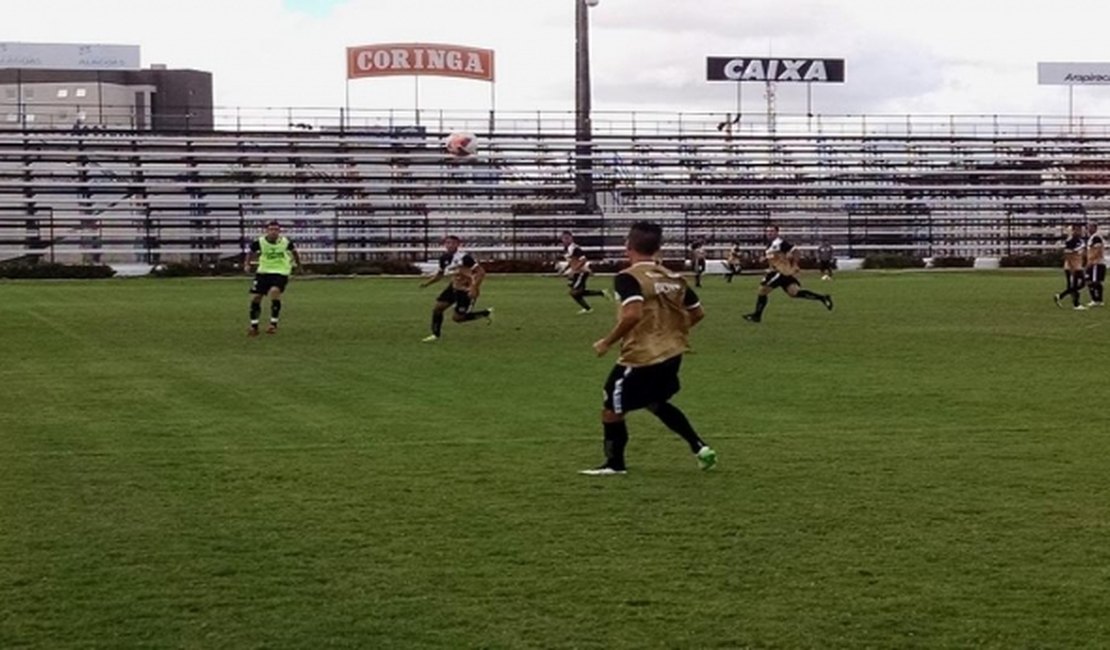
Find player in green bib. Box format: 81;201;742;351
244;221;302;336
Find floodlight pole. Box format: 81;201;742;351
575;0;597;214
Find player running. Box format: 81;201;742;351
244;220;302;336
421;235;493;341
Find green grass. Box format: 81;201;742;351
1;271;1108;648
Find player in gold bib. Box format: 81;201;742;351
581;222;717;475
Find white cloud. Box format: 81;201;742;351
7;0;1110;121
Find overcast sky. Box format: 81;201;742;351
8;0;1110;120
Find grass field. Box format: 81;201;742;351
1;270;1109;648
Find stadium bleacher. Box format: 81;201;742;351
1;110;1108;265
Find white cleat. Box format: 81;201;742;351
578;466;627;476
485;307;495;325
696;446;718;471
421;334;439;343
577;308;593;315
1087;302;1104;308
602;289;614;301
1074;305;1088;311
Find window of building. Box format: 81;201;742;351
24;114;35;122
57;89;69;98
75;88;87;98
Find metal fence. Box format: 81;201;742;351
1;125;1107;265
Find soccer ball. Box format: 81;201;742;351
444;131;478;158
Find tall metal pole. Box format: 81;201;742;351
575;0;596;213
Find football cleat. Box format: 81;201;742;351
696;446;718;471
1074;305;1088;311
579;465;628;476
823;295;834;311
421;334;440;343
577;308;593;315
742;313;761;323
247;326;260;337
266;324;278;334
1054;294;1063;308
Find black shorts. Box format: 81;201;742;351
761;271;800;290
603;355;682;415
694;259;707;273
250;273;289;295
568;273;589;292
1066;270;1086;289
1089;264;1107;284
436;286;473;314
819;260;835;273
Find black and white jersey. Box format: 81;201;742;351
438;250;477;275
564;243;591;272
1064;236;1086;254
766;237;795;255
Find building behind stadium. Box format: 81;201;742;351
0;42;212;131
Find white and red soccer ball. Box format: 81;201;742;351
444;131;478;158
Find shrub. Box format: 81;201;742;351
0;263;116;279
930;256;975;268
150;261;241;277
1000;252;1064;268
480;259;555;274
862;254;926;270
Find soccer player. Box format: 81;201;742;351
743;225;833;323
723;242;743;283
1086;222;1105;307
581;221;717;476
690;240;707;287
561;231;609;314
817;240;835;280
1054;224;1087;311
420;235;493;342
244;220;302;336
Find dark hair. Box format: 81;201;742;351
561;230;573;237
627;221;663;255
267;220;280;227
444;234;461;243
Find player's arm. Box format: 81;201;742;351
468;261;486;298
420;270;444;288
594;274;643;356
288;241;303;274
685;287;705;328
565;248;587;275
244;240;260;272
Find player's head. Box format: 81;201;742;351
265;220;281;241
1088;222;1099;234
1069;223;1083;237
626;221;663;258
560;230;574;246
443;235;461;253
765;225;779;239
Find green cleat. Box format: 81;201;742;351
696;446;718;471
421;334;439;343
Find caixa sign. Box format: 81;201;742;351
707;57;845;83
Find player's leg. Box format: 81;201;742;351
1056;270;1078;307
247;275;267;336
425;287;455;341
744;276;775;322
579;274;606;299
1087;266;1104;305
582;365;632;475
786;281;833;310
454;291;491;323
1060;271;1084;308
568;274;593;312
694;260;704;287
266;284;284;334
